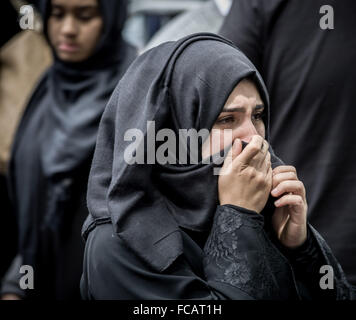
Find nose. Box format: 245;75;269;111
61;15;78;37
233;119;259;143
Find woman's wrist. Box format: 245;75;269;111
221;204;260;216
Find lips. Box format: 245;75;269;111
58;42;80;53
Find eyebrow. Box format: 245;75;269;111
221;104;264;112
52;4;99;10
76;5;99;10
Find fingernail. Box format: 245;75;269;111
271;188;278;196
233;139;239;149
275;200;280;206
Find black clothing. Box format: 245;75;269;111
5;0;136;299
0;0;25;283
0;0;20;47
220;0;356;284
83;33;271;273
81;206;354;300
81;33;355;299
0;175;17;280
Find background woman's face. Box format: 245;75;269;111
48;0;103;62
202;79;266;158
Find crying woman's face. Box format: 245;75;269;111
202;79;266;158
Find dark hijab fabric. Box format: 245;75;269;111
83;33;283;273
9;0;136;294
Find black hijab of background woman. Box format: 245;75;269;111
81;33;354;299
7;0;136;299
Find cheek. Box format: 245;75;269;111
202;122;266;158
202;130;233;158
80;19;103;51
47;18;59;47
256;122;266;139
218;130;234;150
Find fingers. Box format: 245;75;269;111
261;139;269;155
248;139;270;174
237;135;265;164
254;139;269;167
271;166;305;198
272;165;297;176
224;136;271;178
271;166;308;249
271;180;306;198
274;194;307;226
220;139;242;175
231;138;242;160
232;136;271;176
236;136;270;172
274;194;305;210
271;206;289;237
272;171;298;189
259;150;271;174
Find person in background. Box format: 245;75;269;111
220;0;356;285
0;0;20;47
0;0;52;285
142;0;232;53
1;0;136;300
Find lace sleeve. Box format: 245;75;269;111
203;205;299;300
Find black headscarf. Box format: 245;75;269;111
84;33;283;272
9;0;136;268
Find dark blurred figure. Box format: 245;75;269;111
0;0;21;47
143;0;232;53
1;0;136;300
0;1;52;178
220;0;356;284
0;178;17;282
0;0;45;285
0;0;19;281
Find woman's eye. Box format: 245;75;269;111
51;9;64;18
253;112;264;121
77;14;94;21
76;10;99;21
216;116;235;125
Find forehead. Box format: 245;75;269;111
223;79;264;111
51;0;98;7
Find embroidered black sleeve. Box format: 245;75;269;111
272;227;335;300
203;205;299;300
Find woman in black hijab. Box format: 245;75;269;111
2;0;136;300
81;33;354;300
